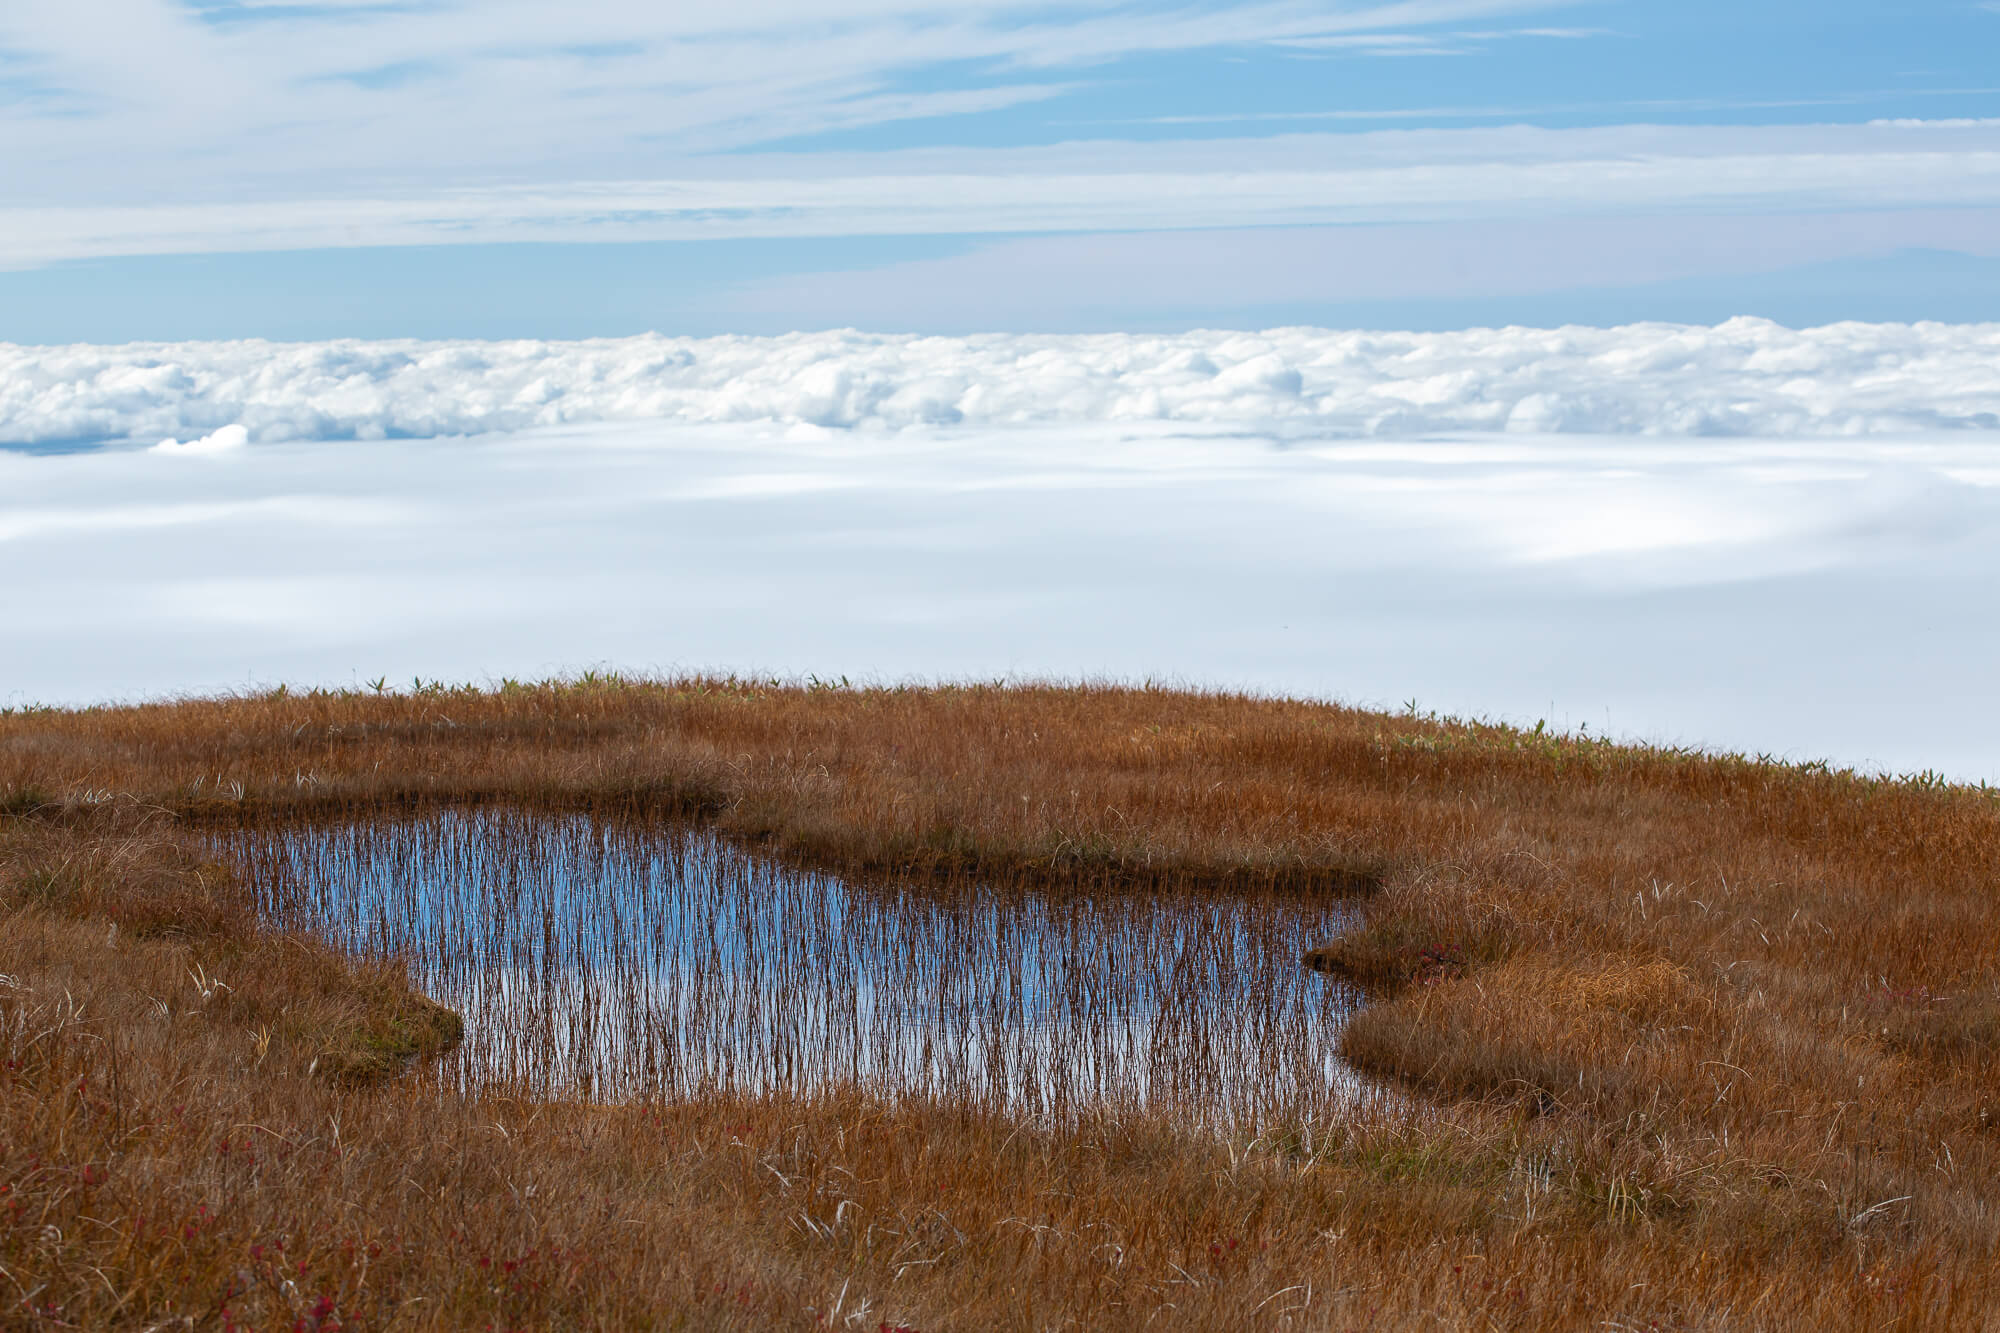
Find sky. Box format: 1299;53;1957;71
7;4;2000;773
4;0;2000;339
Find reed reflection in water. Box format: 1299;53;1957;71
227;810;1367;1126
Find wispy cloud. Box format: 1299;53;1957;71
0;0;1577;201
313;56;444;90
182;1;441;27
1078;86;2000;128
1469;27;1606;38
1276;33;1471;56
1276;23;1604;56
1;0;1989;276
0;43;95;116
6;120;2000;267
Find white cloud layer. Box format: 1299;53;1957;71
8;319;1999;447
6;421;2000;782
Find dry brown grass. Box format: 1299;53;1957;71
3;676;1999;1329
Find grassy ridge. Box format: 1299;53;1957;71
2;678;1997;1328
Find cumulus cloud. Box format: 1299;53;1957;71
7;318;1999;448
151;422;249;455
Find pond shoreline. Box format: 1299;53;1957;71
213;807;1372;1127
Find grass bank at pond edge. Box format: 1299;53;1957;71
3;677;1998;1329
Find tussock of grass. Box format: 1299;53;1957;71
3;676;1999;1327
0;784;53;818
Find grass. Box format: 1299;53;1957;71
3;675;1999;1328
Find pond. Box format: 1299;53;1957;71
224;809;1367;1127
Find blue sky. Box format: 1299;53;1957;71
3;0;1999;339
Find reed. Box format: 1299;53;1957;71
217;809;1367;1125
2;676;1997;1329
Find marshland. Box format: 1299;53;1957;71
4;677;1999;1329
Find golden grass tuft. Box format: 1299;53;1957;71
1536;956;1705;1024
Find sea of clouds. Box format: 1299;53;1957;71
9;420;2000;780
6;318;1999;448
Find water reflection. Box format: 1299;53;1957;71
225;810;1366;1126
